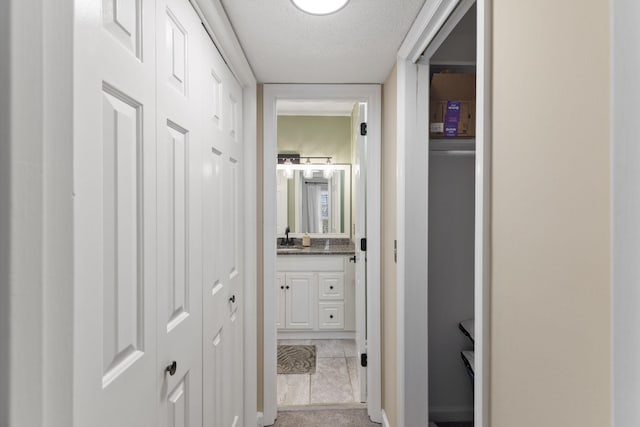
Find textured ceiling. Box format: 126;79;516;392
220;0;426;83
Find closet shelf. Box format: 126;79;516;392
461;350;475;378
459;318;475;343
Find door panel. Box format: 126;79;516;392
74;0;157;425
156;0;204;425
286;273;314;329
354;103;368;402
201;10;245;426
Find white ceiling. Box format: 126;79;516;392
220;0;426;83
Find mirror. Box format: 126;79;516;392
276;164;351;237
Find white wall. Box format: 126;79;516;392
428;154;475;421
612;1;640;426
0;1;11;425
492;0;611;425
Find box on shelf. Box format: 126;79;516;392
429;73;476;138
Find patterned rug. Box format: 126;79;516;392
277;345;316;374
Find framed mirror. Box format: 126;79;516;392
276;164;351;238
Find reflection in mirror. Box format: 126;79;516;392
276;164;351;237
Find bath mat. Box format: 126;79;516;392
277;345;316;374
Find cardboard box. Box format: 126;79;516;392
429;73;476;138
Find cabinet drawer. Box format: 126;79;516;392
318;302;344;330
318;273;344;300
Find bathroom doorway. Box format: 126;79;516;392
262;85;382;425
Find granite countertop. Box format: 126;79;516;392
276;238;356;255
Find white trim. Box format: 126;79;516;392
191;2;259;426
257;411;264;427
382;409;391;427
396;0;491;426
263;84;382;426
3;0;75;425
397;0;461;62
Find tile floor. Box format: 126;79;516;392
277;339;360;407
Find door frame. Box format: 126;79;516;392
262;84;382;425
2;0;258;425
395;0;491;426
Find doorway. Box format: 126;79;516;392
262;85;382;426
396;0;491;426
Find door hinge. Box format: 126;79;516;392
360;238;367;252
394;239;397;264
360;122;367;136
360;353;368;367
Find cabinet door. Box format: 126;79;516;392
276;273;286;329
285;273;315;329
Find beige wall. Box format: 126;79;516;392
381;65;398;426
277;116;352;164
492;1;611;426
256;84;264;412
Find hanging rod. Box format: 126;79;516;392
430;150;476;156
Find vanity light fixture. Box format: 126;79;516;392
284;158;295;179
290;0;350;15
303;157;314;179
323;157;334;179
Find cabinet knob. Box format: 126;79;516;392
229;295;236;303
280;285;285;290
285;285;290;289
165;361;177;376
329;315;334;319
329;286;334;290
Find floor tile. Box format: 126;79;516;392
312;339;348;358
344;339;357;357
277;374;310;406
310;358;354;404
346;356;361;402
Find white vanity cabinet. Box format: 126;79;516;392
277;255;355;335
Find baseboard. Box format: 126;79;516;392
429;405;474;423
256;411;264;427
381;409;391;427
277;330;356;340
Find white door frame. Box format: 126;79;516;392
395;0;491;426
2;0;257;425
262;84;382;426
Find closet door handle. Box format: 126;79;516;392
165;361;177;376
229;295;236;303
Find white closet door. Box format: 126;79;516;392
201;20;245;427
156;0;206;425
73;0;158;425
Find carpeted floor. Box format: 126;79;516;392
273;408;380;426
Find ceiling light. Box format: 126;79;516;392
291;0;350;16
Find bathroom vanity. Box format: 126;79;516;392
276;240;356;338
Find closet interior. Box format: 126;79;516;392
426;4;476;426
